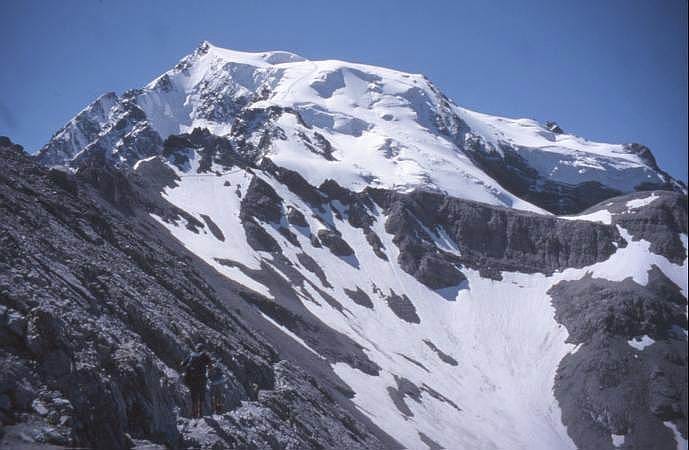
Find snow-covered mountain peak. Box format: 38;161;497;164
37;42;685;214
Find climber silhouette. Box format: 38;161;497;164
181;343;212;418
208;363;227;414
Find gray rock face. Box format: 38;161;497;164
414;254;466;290
317;229;355;257
239;176;286;253
259;158;325;209
368;188;624;281
178;361;383;450
545;121;565;134
36;92;119;166
582;190;688;264
75;151;140;213
287;206;308;228
549;269;688;450
0;138;394;450
162;128;241;173
241;176;284;224
38;93;165;169
364;229;388;261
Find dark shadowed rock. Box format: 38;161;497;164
544;121;564;134
243;219;281;253
415;254;466;290
386;375;421;417
365;230;388;261
609;191;686;264
368;188;625;282
423;340;458;366
75;153;139;214
278;226;301;247
419;431;445;450
47;168;78;195
240;176;284;223
199;214;225;241
296;252;332;288
259;158;324;208
317;229;355;257
385;291;420;324
344;287;374;309
286;206;308;228
420;383;461;412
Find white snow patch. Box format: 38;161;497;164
627;335;655;351
664;421;689;450
560;208;613;225
132;155;158;171
626;192;660;210
611;434;625;447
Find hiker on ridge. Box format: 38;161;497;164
181;343;212;418
208;363;227;414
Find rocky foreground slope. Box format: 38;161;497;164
0;137;394;449
2;42;688;450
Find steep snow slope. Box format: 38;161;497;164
38;42;684;214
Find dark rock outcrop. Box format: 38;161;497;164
241;176;284;224
549;269;688;450
343;287;374;309
259;159;324;209
369;188;625;282
287;206;308;228
595;191;687;264
545;121;565;134
385;291;420;324
162;128;241;173
317;229;355;257
423;340;458;366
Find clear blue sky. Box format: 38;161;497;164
2;0;687;181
